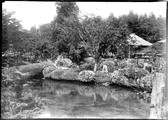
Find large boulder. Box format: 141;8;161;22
57;58;72;67
45;67;67;80
2;61;54;80
78;70;95;82
84;57;95;64
98;59;116;73
61;68;79;80
17;62;54;74
43;66;56;78
45;67;79;81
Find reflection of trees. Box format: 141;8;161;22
42;80;149;108
41;80;150;118
77;86;96;101
55;88;71;96
42;81;75;96
95;86;111;101
42;80;137;103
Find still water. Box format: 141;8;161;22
14;79;151;119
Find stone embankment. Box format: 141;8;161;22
2;58;156;92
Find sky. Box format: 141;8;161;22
2;1;167;30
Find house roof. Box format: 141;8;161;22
127;33;153;46
135;40;165;56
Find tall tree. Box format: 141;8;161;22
2;9;23;53
52;2;89;63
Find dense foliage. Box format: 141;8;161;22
2;3;166;65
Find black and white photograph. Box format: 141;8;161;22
2;1;167;119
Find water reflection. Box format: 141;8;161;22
38;80;150;118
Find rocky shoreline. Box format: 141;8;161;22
2;58;156;92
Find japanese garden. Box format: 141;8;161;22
2;2;166;119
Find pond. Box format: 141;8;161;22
2;78;151;119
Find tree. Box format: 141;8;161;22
51;2;89;64
2;9;23;53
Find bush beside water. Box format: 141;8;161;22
1;74;47;118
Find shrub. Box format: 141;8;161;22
136;68;149;79
78;70;95;82
79;62;95;71
139;74;154;91
94;71;111;83
117;60;128;69
119;67;149;80
117;59;138;69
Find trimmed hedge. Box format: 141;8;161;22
78;70;95;82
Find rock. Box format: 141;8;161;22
2;66;34;80
98;60;116;73
94;71;112;83
17;62;54;73
84;57;95;64
57;58;72;67
110;70;120;82
78;70;95;82
61;68;79;80
43;66;56;78
2;61;55;80
46;67;79;81
47;67;67;80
